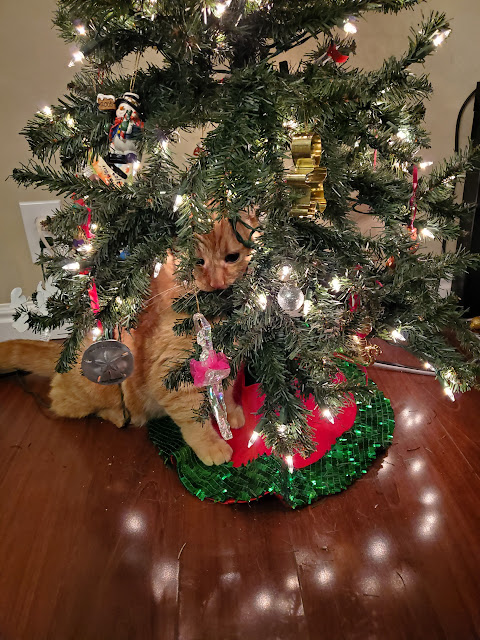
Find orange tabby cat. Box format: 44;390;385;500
0;216;256;465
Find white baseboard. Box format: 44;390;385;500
0;303;69;342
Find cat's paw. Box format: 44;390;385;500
195;437;233;466
227;403;245;429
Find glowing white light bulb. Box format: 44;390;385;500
391;329;406;342
421;228;435;239
330;277;341;292
115;296;123;305
277;424;286;434
248;431;260;448
65;115;75;128
75;25;86;35
62;261;80;272
92;326;102;339
419;161;433;169
303;299;313;315
214;0;231;17
433;29;451;47
73;50;85;63
42;106;52;116
396;129;408;141
283;119;299;129
68;60;75;68
154;261;162;278
322;409;334;424
161;138;169;151
173;194;183;211
444;386;455;402
80;243;93;253
343;19;357;34
257;293;268;310
285;455;294;474
424;362;435;371
279;264;292;281
91;223;98;232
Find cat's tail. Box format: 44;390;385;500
0;339;63;377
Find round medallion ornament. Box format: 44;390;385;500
81;339;134;385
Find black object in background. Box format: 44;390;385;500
453;83;480;315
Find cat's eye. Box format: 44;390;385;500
225;252;240;263
196;258;205;266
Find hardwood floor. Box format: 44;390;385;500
0;341;479;640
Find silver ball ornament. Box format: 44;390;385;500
277;285;305;312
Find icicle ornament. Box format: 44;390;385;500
190;313;232;441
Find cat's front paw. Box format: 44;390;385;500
195;437;233;466
227;403;245;429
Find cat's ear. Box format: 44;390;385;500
241;205;259;227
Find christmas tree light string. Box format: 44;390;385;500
10;0;480;474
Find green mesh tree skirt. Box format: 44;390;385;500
147;363;394;508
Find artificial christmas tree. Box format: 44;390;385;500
10;0;480;499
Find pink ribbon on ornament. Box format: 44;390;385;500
190;351;230;387
409;165;418;229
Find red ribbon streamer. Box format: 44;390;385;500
81;212;95;240
88;281;102;332
327;42;349;64
88;281;100;314
74;197;101;330
409;165;418;229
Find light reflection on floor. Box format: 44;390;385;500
367;535;390;561
123;511;146;534
151;561;178;601
316;565;335;586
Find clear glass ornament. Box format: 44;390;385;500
277;285;305;312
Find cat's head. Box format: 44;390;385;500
194;212;258;292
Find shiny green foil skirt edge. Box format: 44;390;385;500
147;364;394;509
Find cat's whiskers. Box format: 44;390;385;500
145;283;184;307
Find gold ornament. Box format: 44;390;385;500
408;226;420;253
347;321;382;367
285;133;327;217
469;316;480;333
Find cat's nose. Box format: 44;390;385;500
209;269;227;290
210;280;227;290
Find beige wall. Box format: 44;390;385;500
1;0;479;302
